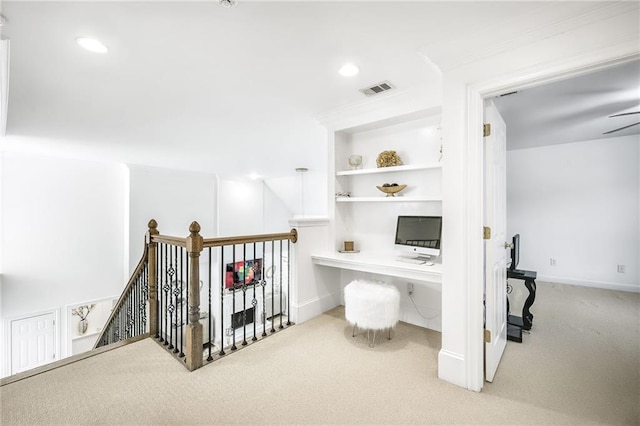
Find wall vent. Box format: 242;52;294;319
360;81;395;97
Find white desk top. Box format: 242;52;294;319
311;251;442;284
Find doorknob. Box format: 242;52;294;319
504;242;514;249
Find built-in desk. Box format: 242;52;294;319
311;252;442;284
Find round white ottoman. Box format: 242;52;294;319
344;280;400;347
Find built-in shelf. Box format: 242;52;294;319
336;163;442;176
336;196;442;203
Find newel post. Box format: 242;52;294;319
147;219;160;338
185;221;204;371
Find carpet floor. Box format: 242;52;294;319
1;281;638;425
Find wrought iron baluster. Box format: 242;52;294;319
261;241;267;337
144;262;149;333
231;244;237;351
117;300;122;342
135;277;139;336
287;238;291;325
158;243;165;343
185;246;190;360
270;240;275;333
158;243;163;342
138;267;142;335
154;246;159;339
207;247;213;361
135;274;139;336
252;241;258;342
279;239;284;329
156;244;161;341
127;289;133;339
179;247;185;358
219;245;226;356
242;243;248;346
163;244;170;346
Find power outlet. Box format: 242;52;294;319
407;282;414;296
550;258;556;267
617;265;626;274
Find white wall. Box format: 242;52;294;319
128;165;217;272
264;171;328;220
218;178;294;237
263;180;295;233
218;179;265;237
507;135;639;292
0;152;127;372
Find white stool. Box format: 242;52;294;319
344;280;400;347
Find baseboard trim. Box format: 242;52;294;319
437;349;469;389
537;275;640;293
293;292;341;324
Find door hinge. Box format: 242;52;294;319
483;226;491;240
484;329;491;343
483;123;491;137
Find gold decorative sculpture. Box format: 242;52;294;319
376;150;402;167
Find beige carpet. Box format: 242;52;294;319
1;281;638;425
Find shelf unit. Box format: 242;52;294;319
336;196;442;203
336;163;441;176
329;106;443;254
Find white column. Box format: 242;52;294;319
288;217;341;324
438;78;484;391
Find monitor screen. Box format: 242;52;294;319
510;234;520;270
394;216;442;258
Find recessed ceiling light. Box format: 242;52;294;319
339;63;359;77
75;37;108;54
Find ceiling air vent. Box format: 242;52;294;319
360;81;395;97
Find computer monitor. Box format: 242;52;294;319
509;234;520;270
394;215;442;260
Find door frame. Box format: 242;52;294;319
464;51;640;392
4;308;61;377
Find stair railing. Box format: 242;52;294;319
95;219;297;372
94;241;151;348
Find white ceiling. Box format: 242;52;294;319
494;60;640;151
1;1;639;178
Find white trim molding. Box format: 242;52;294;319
437;349;467;388
0;39;9;137
292;292;341;325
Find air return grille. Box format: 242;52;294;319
359;81;395;97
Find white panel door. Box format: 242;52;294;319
11;312;56;375
483;100;508;382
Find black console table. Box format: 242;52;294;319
506;268;537;343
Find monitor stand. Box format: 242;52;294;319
396;255;430;264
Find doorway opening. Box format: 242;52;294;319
477;56;640;387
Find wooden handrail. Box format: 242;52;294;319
202;229;298;247
151;235;187;247
150;229;297;249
